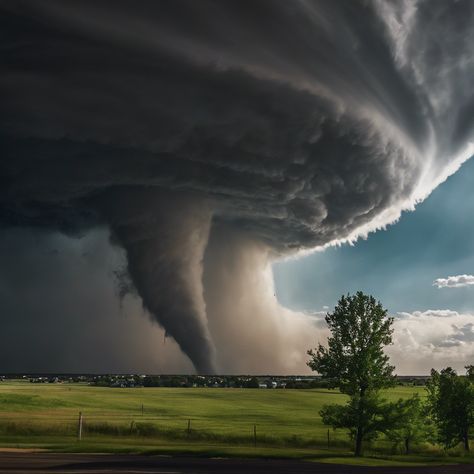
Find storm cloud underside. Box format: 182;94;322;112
1;1;474;373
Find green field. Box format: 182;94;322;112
0;380;472;466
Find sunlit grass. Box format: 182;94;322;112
2;380;472;466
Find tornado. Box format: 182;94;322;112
94;189;217;374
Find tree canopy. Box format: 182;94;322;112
426;367;474;451
307;291;395;396
386;394;435;454
308;292;395;456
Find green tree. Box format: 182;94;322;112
321;392;400;448
307;292;395;456
465;365;474;382
426;367;474;451
244;377;259;389
386;395;435;454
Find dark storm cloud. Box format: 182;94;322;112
0;227;193;373
1;0;474;372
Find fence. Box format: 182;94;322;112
0;411;353;449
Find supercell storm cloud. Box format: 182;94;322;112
1;1;474;373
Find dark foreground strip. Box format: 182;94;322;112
0;453;474;474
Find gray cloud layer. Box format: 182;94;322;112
1;1;474;372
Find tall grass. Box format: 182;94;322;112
3;381;468;457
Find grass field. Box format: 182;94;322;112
0;380;472;466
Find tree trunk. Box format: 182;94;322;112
355;428;363;457
405;438;410;454
354;388;366;457
463;432;470;451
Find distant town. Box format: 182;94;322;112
0;374;428;389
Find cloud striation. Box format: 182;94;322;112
1;1;474;373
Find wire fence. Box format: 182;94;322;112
0;411;353;449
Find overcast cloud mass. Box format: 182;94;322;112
389;310;474;374
1;0;474;373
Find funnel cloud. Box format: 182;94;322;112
1;1;474;373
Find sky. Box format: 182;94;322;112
274;156;474;315
275;155;474;373
1;1;474;375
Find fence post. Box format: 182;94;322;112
141;404;144;416
327;428;330;448
253;424;257;447
187;419;191;435
77;412;83;441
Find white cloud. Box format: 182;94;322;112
433;274;474;288
397;309;460;318
388;309;474;374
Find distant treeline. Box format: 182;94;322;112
0;374;429;389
